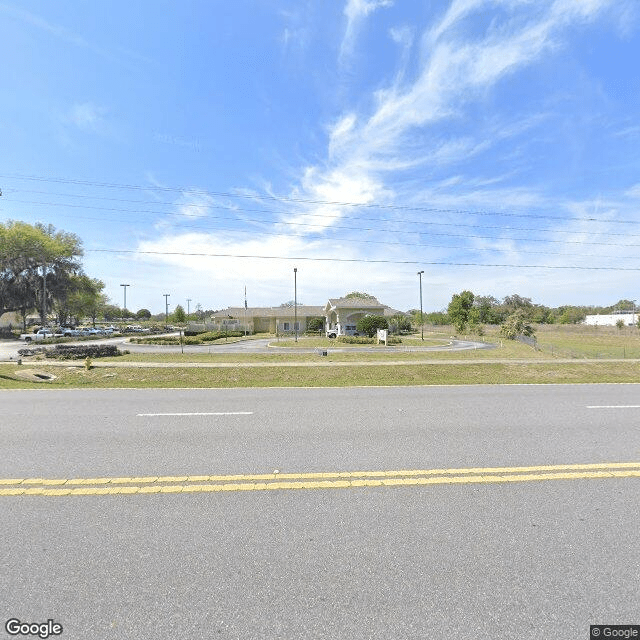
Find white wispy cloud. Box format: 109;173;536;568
174;190;216;220
0;2;149;69
625;184;640;199
68;102;107;132
298;0;614;230
132;0;630;310
340;0;393;64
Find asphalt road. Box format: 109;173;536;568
1;385;638;639
0;335;493;359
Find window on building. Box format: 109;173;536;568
283;322;290;330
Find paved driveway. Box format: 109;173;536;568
0;335;494;359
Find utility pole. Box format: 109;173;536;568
164;294;170;323
41;262;48;328
186;298;191;320
294;267;298;343
120;284;130;320
418;270;424;341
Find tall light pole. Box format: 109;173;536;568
41;262;48;328
186;298;191;321
163;294;170;323
120;284;130;319
294;267;298;343
417;270;424;341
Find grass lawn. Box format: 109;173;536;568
1;360;639;389
1;324;639;389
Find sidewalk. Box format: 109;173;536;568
5;357;640;369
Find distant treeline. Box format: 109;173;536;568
411;294;637;326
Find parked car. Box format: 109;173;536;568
19;328;62;342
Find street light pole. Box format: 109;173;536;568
294;267;298;343
163;294;170;323
120;284;130;319
418;270;424;341
186;298;191;321
41;262;48;328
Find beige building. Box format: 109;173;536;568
324;296;387;337
207;295;404;336
208;305;324;335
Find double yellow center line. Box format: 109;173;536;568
1;461;639;497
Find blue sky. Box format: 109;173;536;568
1;0;639;315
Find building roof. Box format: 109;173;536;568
211;306;324;319
210;296;407;320
326;296;384;309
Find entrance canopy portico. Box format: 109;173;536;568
324;296;385;336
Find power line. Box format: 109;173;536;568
12;207;636;258
87;248;640;270
2;172;639;225
4;191;640;239
3;198;640;248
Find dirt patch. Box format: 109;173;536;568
13;369;58;383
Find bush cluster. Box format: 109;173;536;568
18;344;126;359
199;330;245;341
131;330;246;345
337;336;402;345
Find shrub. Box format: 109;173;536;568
200;330;244;341
306;317;324;333
130;330;245;345
338;336;375;344
337;335;402;345
184;329;207;337
356;315;389;338
499;309;535;340
18;344;126;359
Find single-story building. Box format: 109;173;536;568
208;305;325;335
206;295;405;336
583;313;637;326
324;296;387;337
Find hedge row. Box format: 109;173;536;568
132;330;246;345
18;344;126;359
337;336;402;345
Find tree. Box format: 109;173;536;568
447;291;475;333
500;309;535;340
102;304;122;321
557;307;586;324
388;313;412;334
0;221;83;324
423;311;449;325
356;314;388;337
344;291;376;299
173;304;186;323
503;294;533;311
54;275;104;326
279;300;303;307
136;308;152;320
306;317;324;333
473;295;504;324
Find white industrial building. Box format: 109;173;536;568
583;313;636;326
